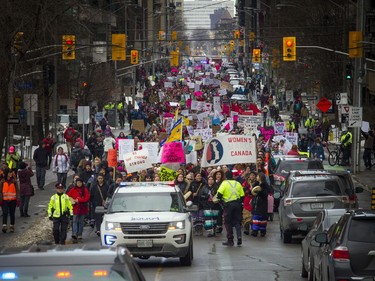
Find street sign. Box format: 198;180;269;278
336;92;348;105
24;94;38;112
77;106;90;124
306;96;318;100
19;108;26;122
316;97;332;113
348;106;362;127
285;90;293;102
7;118;20;125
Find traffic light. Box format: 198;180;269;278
234;30;240;39
230;40;235;51
283;36;296;61
348;31;362;58
62;35;76;60
14;32;24;53
172;31;177;41
345;64;352;80
130;50;138;64
170;51;179;66
112;34;126;61
253;49;261;63
249;32;255;42
158;31;165;40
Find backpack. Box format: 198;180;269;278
70;149;84;168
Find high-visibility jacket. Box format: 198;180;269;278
48;193;73;218
286;121;295;131
117;102;123;110
341;132;353;147
305;118;315;128
217;180;244;203
2;182;17;201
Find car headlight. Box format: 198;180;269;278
105;222;121;231
168;221;185;230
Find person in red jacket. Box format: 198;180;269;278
67;178;90;243
42;132;56;169
64;125;75;156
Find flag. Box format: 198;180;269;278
174;108;179;120
166;117;183;143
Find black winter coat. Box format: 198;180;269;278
251;181;269;216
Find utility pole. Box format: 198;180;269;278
351;0;365;174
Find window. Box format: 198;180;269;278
110;193;183;213
291;180;343;197
348;219;375;243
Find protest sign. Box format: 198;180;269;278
186;151;198;165
161;142;185;163
138;142;159;164
118;139;135;161
274;122;286;135
159;166;178;181
164;82;173;88
201;135;256;167
218;89;227;96
213;96;221;111
285;132;299;145
188;82;195;89
193;128;213;142
124;150;153;173
132;120;145;132
107;149;117;167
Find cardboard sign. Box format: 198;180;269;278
124;150;153;173
118;139;135;161
193;128;213;142
159;166;178;181
132;120;145;132
201;135;256;167
107;149;117;167
161;142;185;163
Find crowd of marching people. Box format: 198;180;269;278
0;59;356;245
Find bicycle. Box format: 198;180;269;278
326;142;343;166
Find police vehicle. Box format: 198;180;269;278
97;182;196;266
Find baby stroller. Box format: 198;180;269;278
203;209;219;237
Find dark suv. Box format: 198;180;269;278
0;245;146;281
314;210;375;281
272;157;324;210
279;170;363;243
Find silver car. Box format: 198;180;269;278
301;209;347;281
279;170;362;244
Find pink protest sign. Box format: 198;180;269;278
161;142;185;163
194;91;203;97
186;99;192;107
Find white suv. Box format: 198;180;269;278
97;182;195;266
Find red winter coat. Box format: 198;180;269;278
67;186;90;215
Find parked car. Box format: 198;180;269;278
313;209;375;281
279;170;363;243
301;208;347;280
272;157;324;210
0;245;146;281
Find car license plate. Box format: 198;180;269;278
311;203;324;209
137;240;153;248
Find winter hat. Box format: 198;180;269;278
8;146;15;153
55;183;65;189
75;178;84;183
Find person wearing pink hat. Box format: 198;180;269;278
5;146;20;172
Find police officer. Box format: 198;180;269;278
48;183;73;245
286;120;296;132
341;129;352;166
216;170;245;246
304;116;316;129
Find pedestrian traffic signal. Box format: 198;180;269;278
111;34;126;61
283;36;296;61
345;64;352;80
253;49;261;63
158;31;165;40
130;50;138;64
348;31;362;58
62;35;76;60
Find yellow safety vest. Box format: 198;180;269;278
48;193;73;218
286;121;295;131
341;132;352;146
305;118;315;128
217;180;244;203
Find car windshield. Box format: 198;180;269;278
109;192;183;213
276;161;323;177
348;219;375;243
0;265;132;281
291;180;343;197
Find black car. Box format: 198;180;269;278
272;157;324;210
313;209;375;281
0;245;146;281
